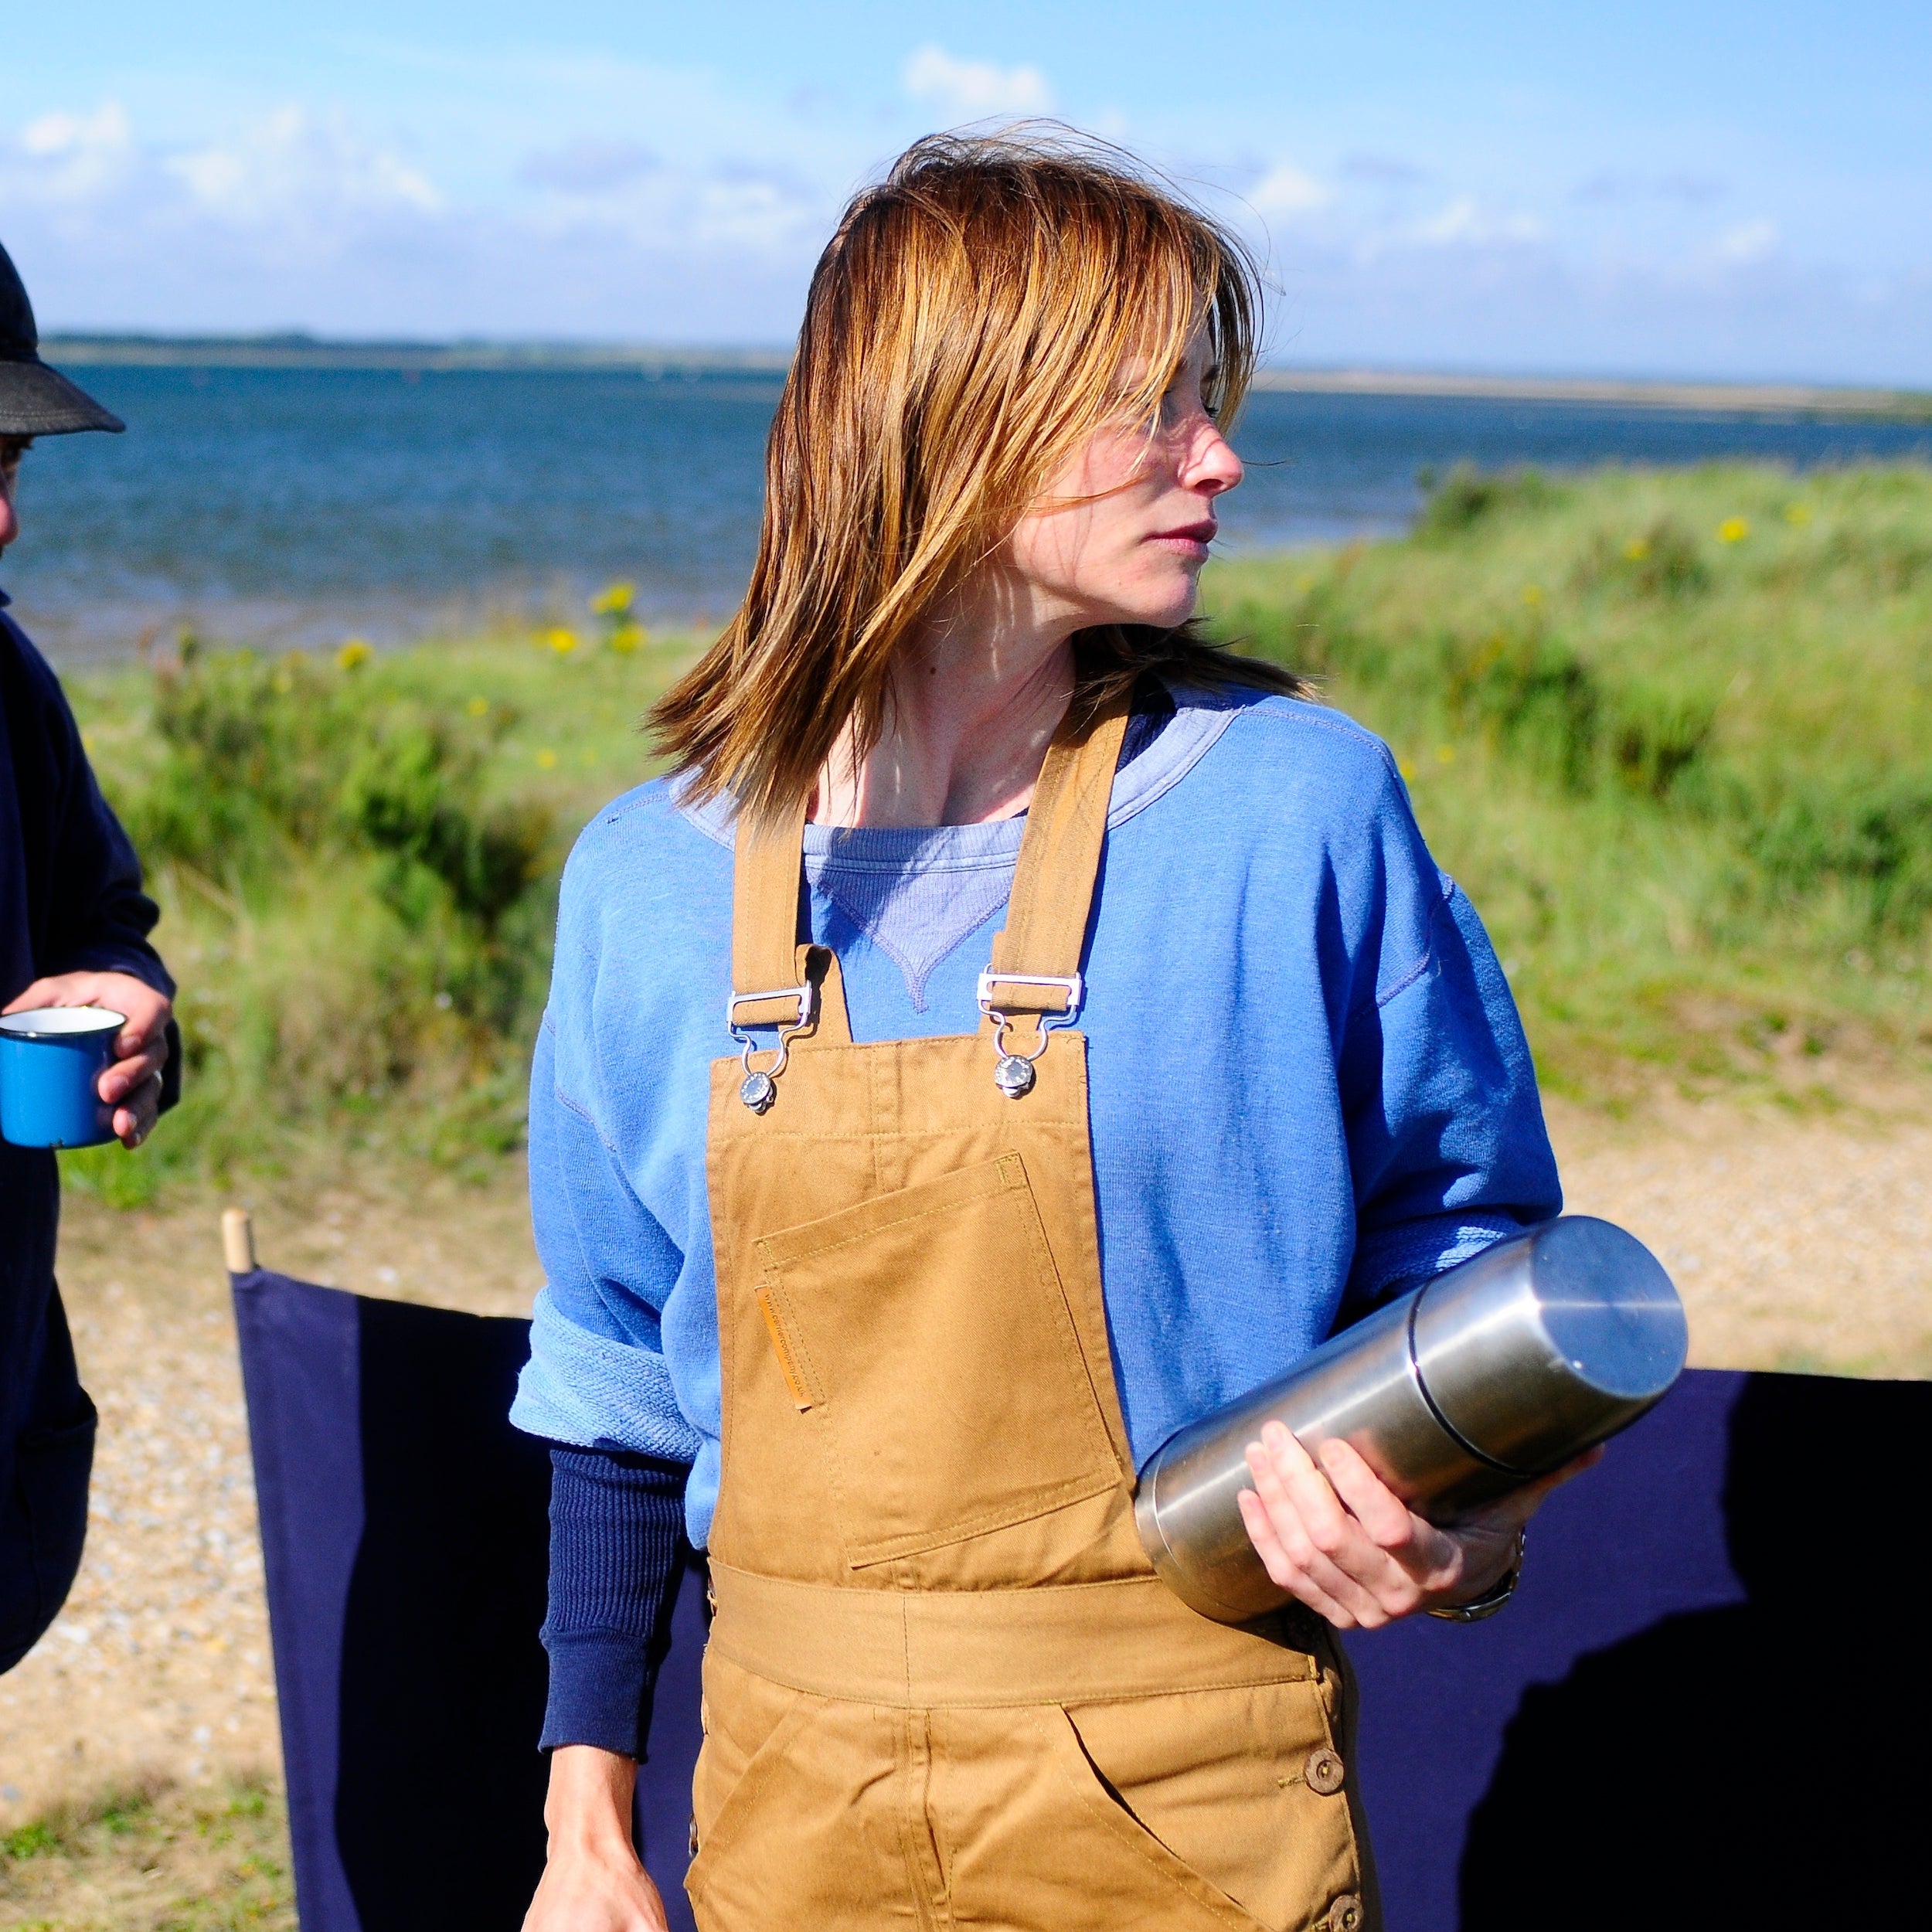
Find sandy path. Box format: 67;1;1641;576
2;1100;1928;1830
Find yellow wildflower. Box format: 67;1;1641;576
466;696;490;717
1784;502;1812;526
1397;758;1416;780
1717;516;1748;543
536;748;559;770
546;628;580;655
1520;583;1543;606
608;622;646;654
590;581;636;617
1436;744;1457;764
1624;537;1650;561
337;638;372;671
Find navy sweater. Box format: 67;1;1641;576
1;594;177;1672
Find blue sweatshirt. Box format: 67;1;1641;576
517;682;1562;1750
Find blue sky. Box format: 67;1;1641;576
4;2;1929;381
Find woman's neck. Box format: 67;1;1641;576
813;597;1076;828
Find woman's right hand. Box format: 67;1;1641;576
522;1746;672;1932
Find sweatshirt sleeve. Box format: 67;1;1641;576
1337;767;1562;1313
510;1014;706;1463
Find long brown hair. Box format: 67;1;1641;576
651;128;1307;823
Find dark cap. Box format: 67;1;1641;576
0;240;124;437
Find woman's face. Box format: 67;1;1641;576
1005;332;1243;634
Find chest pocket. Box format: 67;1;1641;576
753;1152;1123;1570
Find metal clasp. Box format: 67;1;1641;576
976;970;1083;1019
727;981;819;1113
977;971;1083;1098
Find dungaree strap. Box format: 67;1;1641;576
729;795;853;1043
729;689;1130;1036
984;694;1131;1016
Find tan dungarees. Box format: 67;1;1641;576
690;699;1377;1932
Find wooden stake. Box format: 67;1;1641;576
221;1206;257;1275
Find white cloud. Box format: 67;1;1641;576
902;44;1054;121
14;101;137;202
1716;218;1778;264
168;107;442;223
1250;163;1332;217
1411;196;1546;247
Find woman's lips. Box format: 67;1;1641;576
1146;520;1218;557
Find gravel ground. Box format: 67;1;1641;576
2;1097;1928;1840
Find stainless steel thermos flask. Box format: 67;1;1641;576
1134;1216;1688;1623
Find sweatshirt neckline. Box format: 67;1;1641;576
675;683;1247;861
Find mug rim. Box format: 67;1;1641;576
0;1008;128;1040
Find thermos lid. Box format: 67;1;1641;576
1411;1216;1686;1475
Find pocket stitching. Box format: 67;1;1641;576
761;1155;1122;1564
843;1468;1124;1568
754;1155;1022;1270
685;1689;820;1903
1036;1706;1272;1930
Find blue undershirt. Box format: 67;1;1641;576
517;682;1561;1755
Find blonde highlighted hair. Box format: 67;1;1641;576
651;128;1305;821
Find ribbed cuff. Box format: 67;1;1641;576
539;1444;690;1760
539;1630;660;1758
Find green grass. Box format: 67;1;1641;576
63;609;692;1201
1205;461;1932;1100
0;1776;292;1931
54;464;1932;1207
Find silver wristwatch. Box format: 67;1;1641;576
1427;1528;1526;1623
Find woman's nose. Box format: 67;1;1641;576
1184;420;1244;498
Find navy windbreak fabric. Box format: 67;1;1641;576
231;1270;706;1932
234;1298;1929;1929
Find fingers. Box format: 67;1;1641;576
1461;1443;1609;1539
113;1073;163;1148
100;1046;167;1106
1236;1486;1365;1628
1241;1424;1410;1628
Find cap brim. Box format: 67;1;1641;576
0;358;124;435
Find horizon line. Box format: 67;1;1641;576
36;332;1932;418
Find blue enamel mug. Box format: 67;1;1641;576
0;1009;126;1148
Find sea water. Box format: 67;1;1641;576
7;363;1928;662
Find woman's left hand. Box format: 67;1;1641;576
2;971;173;1148
1236;1421;1600;1629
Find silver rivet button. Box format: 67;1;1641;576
994;1055;1036;1097
739;1070;776;1113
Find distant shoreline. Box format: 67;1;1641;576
1247;367;1932;420
40;334;1932;419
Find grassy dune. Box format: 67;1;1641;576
57;460;1932;1204
1209;461;1932;1101
63;617;692;1203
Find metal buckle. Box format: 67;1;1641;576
726;981;819;1114
977;971;1083;1100
975;971;1083;1019
726;981;818;1037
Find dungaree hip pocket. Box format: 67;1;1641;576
753;1152;1122;1567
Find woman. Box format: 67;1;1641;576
516;132;1570;1932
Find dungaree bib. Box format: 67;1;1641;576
692;699;1378;1932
